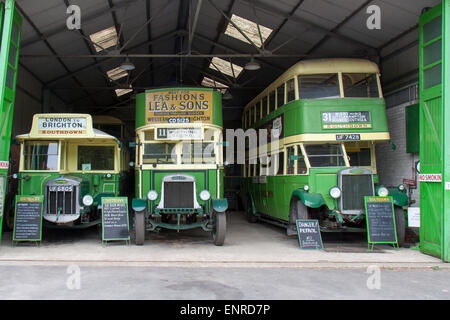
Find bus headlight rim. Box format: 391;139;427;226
147;190;158;201
82;194;94;206
329;187;341;199
377;187;389;197
398;184;406;191
303;185;310;192
199;190;211;201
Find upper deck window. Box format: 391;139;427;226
287;79;296;102
24;141;59;171
277;84;284;108
78;146;115;171
143;143;176;164
342;73;380;98
304;144;346;168
298;74;340;99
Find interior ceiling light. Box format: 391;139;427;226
89;26;118;52
120;57;135;71
224;14;273;48
244;57;261;71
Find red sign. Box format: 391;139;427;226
419;174;442;182
0;161;8;169
403;179;416;186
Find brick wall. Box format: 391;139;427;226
376;101;420;205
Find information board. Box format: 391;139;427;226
364;196;398;249
296;219;323;250
102;197;130;243
13;195;43;242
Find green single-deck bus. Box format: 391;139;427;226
240;58;408;246
12;113;129;228
131;88;228;246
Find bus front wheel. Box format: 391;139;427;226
288;197;309;236
212;211;226;246
133;212;145;245
394;207;406;247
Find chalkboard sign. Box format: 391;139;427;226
13;195;44;243
364;196;398;249
296;219;323;250
102;197;130;243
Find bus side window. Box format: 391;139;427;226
269;91;276;114
255;102;261;122
277;152;284;176
297;145;307;174
277;84;284;109
249;107;254;126
287;78;295;102
287;146;295;174
262;96;268;118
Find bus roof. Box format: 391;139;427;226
245;58;380;111
16;113;118;141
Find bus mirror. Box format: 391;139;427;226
222;141;229;147
289;155;299;161
129;142;137;148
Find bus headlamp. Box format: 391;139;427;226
147;190;158;201
377;187;389;197
329;187;341;199
82;195;94;206
199;190;211;201
398;184;406;191
303;185;310;192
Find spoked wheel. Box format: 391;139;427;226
246;196;258;223
212;211;226;246
394;207;406;247
287;197;309;236
133;212;145;245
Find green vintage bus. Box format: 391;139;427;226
131;88;228;246
12;113;129;228
241;58;408;246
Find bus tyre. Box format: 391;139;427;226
394;207;406;247
246;196;258;223
133;212;145;246
288;198;309;236
212;211;226;246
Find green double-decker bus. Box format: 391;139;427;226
131;88;228;246
241;58;408;246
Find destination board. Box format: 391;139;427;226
296;219;323;250
13;195;43;242
364;196;398;248
102;197;130;243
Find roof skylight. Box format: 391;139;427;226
208;57;243;78
224;14;273;48
201;76;229;94
107;67;128;81
89;26;118;52
115;86;133;97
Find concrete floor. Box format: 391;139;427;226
0;211;448;300
0;211;444;269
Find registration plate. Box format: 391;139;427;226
49;186;73;192
336;134;361;141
